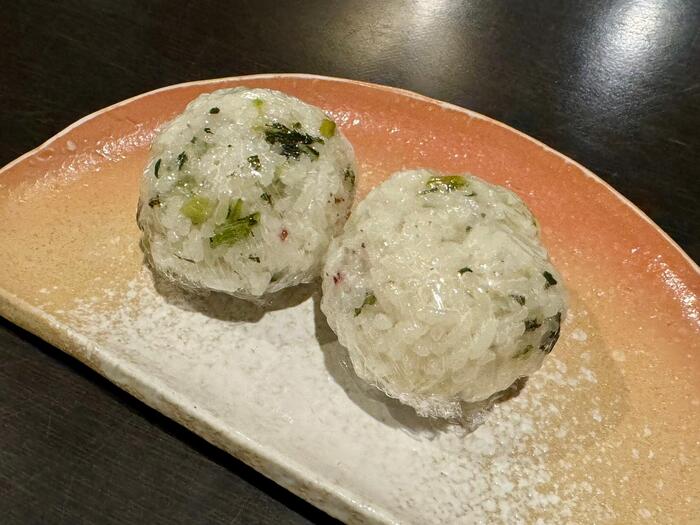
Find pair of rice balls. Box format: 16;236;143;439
138;87;566;419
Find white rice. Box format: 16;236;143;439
321;169;567;419
137;87;356;297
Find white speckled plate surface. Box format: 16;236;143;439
0;75;698;524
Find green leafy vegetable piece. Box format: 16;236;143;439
154;159;161;177
510;294;526;305
227;198;243;221
209;107;220;114
354;292;377;317
458;266;473;274
263;122;323;159
181;196;213;225
175;176;197;192
543;271;558;288
539;312;562;354
210;212;260;248
177;152;188;170
513;345;534;359
252;99;263;108
248;155;262;171
421;175;467;194
344;167;355;186
524;319;542;331
319;118;336;138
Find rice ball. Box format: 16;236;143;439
137;87;356;297
321;169;566;419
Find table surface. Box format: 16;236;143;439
1;1;698;523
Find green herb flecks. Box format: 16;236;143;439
248;155;262;171
204;127;213;134
260;192;272;205
175;175;197;193
248;255;261;263
154;158;161;177
465;225;472;233
510;294;526;306
209;107;220;114
190;136;197;144
344;167;355;186
177;152;188;170
210;212;260;248
253;98;264;109
421;175;468;194
174;254;196;263
263;122;323;160
539;312;562;354
181;196;213;225
226;198;243;220
354;292;377;317
148;196;161;207
543;271;558;288
513;345;534;359
319;118;336;138
210;199;260;248
524;319;542;332
458;266;473;275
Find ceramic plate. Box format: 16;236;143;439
0;75;698;524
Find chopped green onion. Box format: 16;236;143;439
248;255;261;263
148;196;161;207
154;159;161;177
458;266;473;274
209;107;220;114
260;192;272;205
252;99;263;108
204;127;213;134
181;196;213;225
319;118;336;138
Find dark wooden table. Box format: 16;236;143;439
1;1;698;523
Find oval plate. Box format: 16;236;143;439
0;75;698;524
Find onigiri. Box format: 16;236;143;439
137;87;356;297
321;169;566;419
